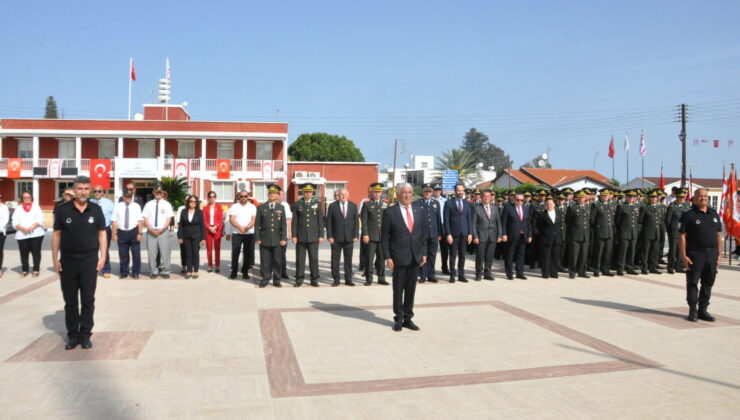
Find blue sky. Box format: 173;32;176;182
1;0;739;182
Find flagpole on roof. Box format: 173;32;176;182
128;57;133;120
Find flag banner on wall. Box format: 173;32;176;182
216;159;230;179
7;158;22;178
90;159;111;189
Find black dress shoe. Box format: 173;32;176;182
131;274;140;279
428;277;438;283
294;282;302;287
392;322;403;332
419;279;426;283
378;279;389;285
617;270;624;276
542;275;549;279
649;270;662;275
627;269;639;275
458;276;468;282
641;269;648;275
229;273;237;279
578;274;590;279
449;276;456;283
259;283;267;288
80;337;92;349
119;274;128;279
667;269;675;274
365;280;372;286
310;281;319;287
506;275;514;280
273;282;282;288
592;272;600;277
150;274;159;279
516;275;527;280
65;337;79;350
474;276;482;281
603;271;615;277
698;310;716;322
688;307;698;322
161;274;170;279
332;280;340;287
551;274;559;279
345;281;355;286
402;320;420;331
569;273;576;279
484;274;494;280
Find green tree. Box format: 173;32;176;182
44;96;59;119
460;128;513;172
609;178;621;187
288;132;364;162
514;182;540;193
431;148;481;185
159;176;189;210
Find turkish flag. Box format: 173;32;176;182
608;135;615;158
90;159;111;189
216;159;230;179
7;158;22;179
131;58;136;81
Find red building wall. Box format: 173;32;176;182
38;137;58;158
123;138;137;157
81;138;97;159
286;162;378;206
3;137;18;157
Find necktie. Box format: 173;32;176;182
270;203;274;211
124;202;130;230
154;200;159;227
517;206;522;221
342;202;346;218
457;198;462;213
485;205;490;219
405;206;413;232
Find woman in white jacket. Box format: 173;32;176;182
0;194;9;277
12;191;45;277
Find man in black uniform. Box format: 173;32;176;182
255;184;288;288
414;183;443;283
291;183;325;287
665;187;691;274
590;188;616;277
639;190;663;274
679;188;723;322
51;176;107;350
566;190;591;278
615;190;641;275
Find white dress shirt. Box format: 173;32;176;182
547;209;557;224
12;203;45;240
142;198;174;230
111;201;143;231
0;203;9;235
228;202;257;234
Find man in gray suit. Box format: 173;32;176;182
472;189;503;280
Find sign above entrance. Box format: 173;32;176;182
115;158;158;178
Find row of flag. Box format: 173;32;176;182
720;165;740;241
129;57;170;81
607;131;647;158
692;139;735;148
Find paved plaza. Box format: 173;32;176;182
0;237;739;419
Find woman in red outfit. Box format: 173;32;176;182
202;191;225;272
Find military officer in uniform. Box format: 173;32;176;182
361;183;389;285
292;183;325;287
51;176;107;350
255;184;288;288
590;188;616;277
615;190;640;275
638;190;663;274
414;183;443;283
566;190;591;278
657;190;668;265
665;187;690;274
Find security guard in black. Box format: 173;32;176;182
53;192;106;349
679;193;722;322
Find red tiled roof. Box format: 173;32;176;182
505;169;540;185
643;177;724;189
521;168;611;187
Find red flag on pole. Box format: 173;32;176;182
216;159;230;179
723;166;740;240
7;158;22;179
659;166;665;190
608;135;615;158
90;159;111;189
130;58;136;81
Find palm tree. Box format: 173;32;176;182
431;148;482;186
159;176;189;209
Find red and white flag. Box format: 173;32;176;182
714;139;720;148
722;166;740;241
48;159;61;178
130;57;136;81
639;131;647;157
173;158;190;183
608;135;615;158
216;159;230;179
659;165;665;190
90;159;111;189
7;158;22;179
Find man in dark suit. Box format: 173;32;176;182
443;183;473;282
535;195;562;278
326;188;359;286
501;192;533;280
413;183;443;283
472;189;502;280
381;183;427;332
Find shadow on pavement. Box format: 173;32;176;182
561;297;686;320
309;301;394;327
42;310;67;339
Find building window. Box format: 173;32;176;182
15;181;33;200
217;142;234;159
59;140;75;159
18;139;33;159
178;141;195;158
421;162;428;168
98;140;116;159
324;182;345;205
710;195;718;209
252;181;269;202
56;181;75;200
255;142;273;160
138;140;155;158
211;181;235;202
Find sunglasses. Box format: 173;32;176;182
93;190;103;193
515;199;523;202
208;195;216;198
238;195;248;198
